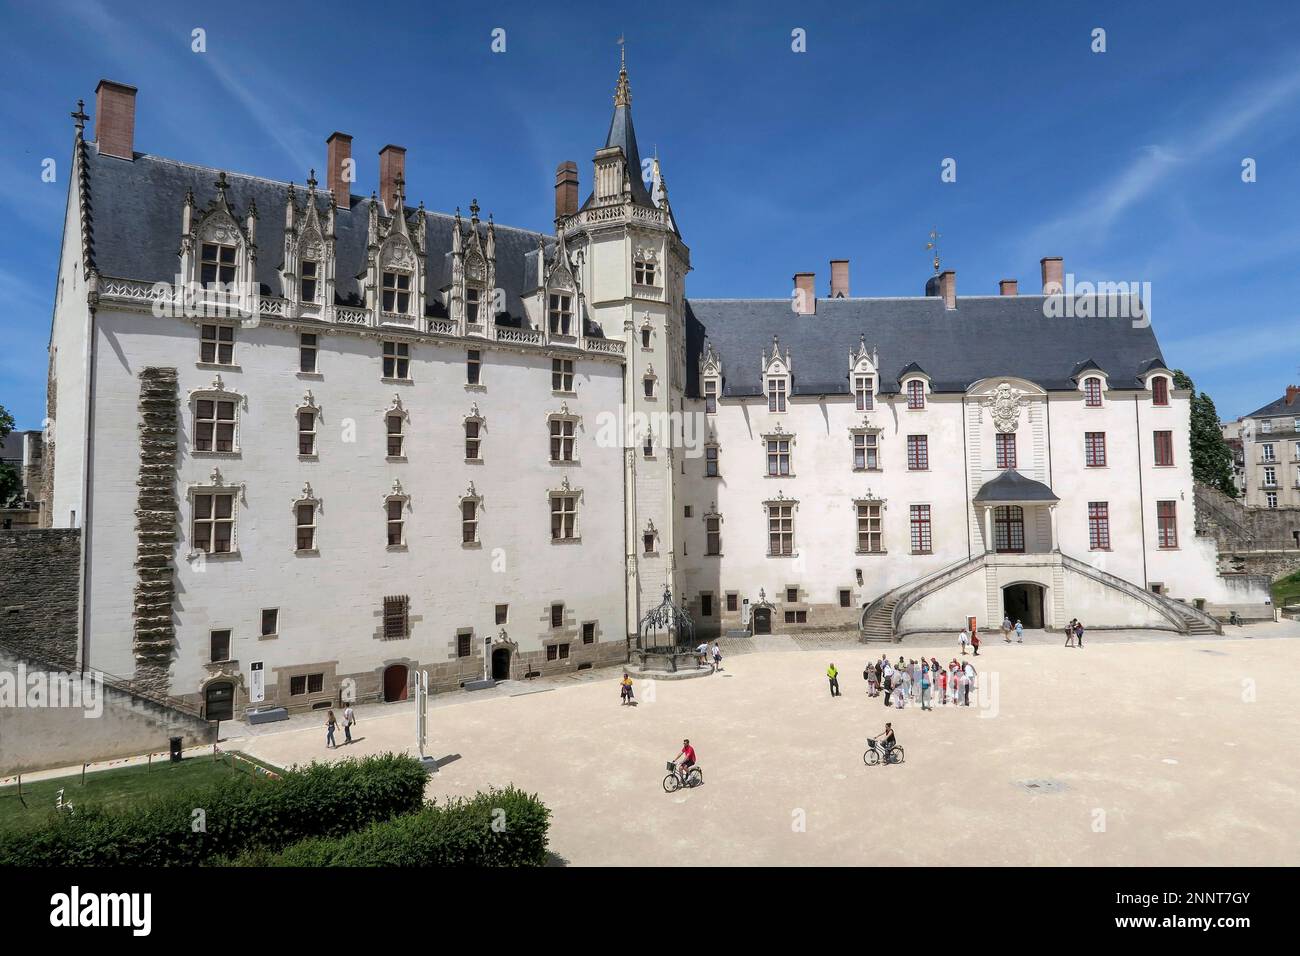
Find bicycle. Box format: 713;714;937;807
863;738;904;766
663;759;704;792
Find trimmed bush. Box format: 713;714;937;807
223;786;551;867
0;753;428;867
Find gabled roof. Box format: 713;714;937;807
1244;393;1300;420
973;469;1060;504
1069;358;1106;380
684;296;1167;399
82;148;552;326
898;361;928;381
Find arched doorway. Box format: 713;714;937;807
1003;582;1045;629
383;664;409;702
491;647;511;681
753;607;772;635
204;680;235;721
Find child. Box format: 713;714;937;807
620;673;634;704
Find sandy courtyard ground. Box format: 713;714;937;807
232;629;1300;866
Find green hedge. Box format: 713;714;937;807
223;787;551;867
0;753;428;867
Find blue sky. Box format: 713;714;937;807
1;0;1297;430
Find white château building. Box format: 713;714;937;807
44;66;1242;719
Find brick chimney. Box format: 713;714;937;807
378;144;406;214
1041;256;1064;295
925;270;957;310
999;279;1018;296
555;161;579;220
94;80;137;161
829;259;850;298
326;132;353;210
793;272;816;315
1286;385;1300;406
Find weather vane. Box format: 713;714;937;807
925;226;942;274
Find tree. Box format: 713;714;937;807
1172;370;1237;498
0;403;20;506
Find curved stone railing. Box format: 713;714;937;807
891;555;990;638
859;555;982;633
1058;553;1221;634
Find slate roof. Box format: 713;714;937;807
1243;393;1300;420
684;295;1166;399
82;148;558;328
973;469;1060;504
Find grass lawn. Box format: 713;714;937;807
1274;570;1300;609
0;751;284;833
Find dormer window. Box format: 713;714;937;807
1084;376;1103;407
906;380;925;409
300;259;319;304
382;271;411;314
767;378;787;413
549;293;573;335
855;375;874;411
1152;376;1169;406
635;259;657;286
466;286;482;323
200;242;237;287
704;379;718;414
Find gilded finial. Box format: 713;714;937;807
613;36;631;107
925;226;942;274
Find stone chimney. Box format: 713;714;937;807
999;279;1018;296
555;161;579;220
327;132;353;210
830;259;850;298
94;80;137;161
379;144;406;214
1041;256;1064;295
793;272;816;315
925;270;957;310
1286;385;1300;406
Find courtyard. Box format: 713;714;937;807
230;624;1300;866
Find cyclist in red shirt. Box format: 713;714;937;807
674;739;696;779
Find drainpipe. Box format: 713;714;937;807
1134;394;1149;588
961;396;971;559
78;282;99;676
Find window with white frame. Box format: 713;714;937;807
195;399;236;453
386;414;405;458
382;341;410;380
853;432;879;471
300;259;319;304
386;498;405;547
548;293;573;335
704;380;718;414
1264;466;1277;487
552;358;574;392
1261;419;1273;434
1261;443;1275;462
465;286;482;322
382;271;411;314
906;380;925;409
200;242;237;287
855;375;874;411
200;324;235;365
766;438;791;476
550;418;576;462
295;501;316;552
465;420;481;461
1266;492;1278;509
856;501;883;553
462;499;479;544
193;493;235;554
298;410;316;456
767;503;794;556
767;378;787;412
299;333;318;373
634;258;657;286
705;444;720;477
550;494;578;540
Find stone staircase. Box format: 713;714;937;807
1168;602;1220;636
861;599;897;642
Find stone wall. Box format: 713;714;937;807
0;528;80;664
1194;482;1300;585
132;367;177;695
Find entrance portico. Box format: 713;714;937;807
973;469;1060;555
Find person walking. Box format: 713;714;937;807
963;660;977;706
1015;619;1024;643
1075;620;1085;649
920;663;933;711
937;664;948;705
712;642;724;670
959;627;970;655
970;630;981;656
827;662;841;698
882;659;895;707
1002;615;1013;643
1065;618;1076;648
342;704;356;744
326;710;338;749
696;641;710;667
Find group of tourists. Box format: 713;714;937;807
324;705;356;748
999;616;1025;643
854;655;978;709
1064;618;1086;647
695;641;724;671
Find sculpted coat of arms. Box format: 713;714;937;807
985;383;1027;433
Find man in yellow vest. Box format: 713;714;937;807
826;663;841;698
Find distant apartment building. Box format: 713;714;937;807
1237;386;1300;509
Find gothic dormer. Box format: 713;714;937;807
762;335;792;412
849;335;879;411
366;177;425;327
544;229;578;341
449;199;496;334
178;171;260;317
280;171;336;317
700;340;723;414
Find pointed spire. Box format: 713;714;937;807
469;198;480;223
613;40;632;107
70;98;88;135
306;168;318;191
